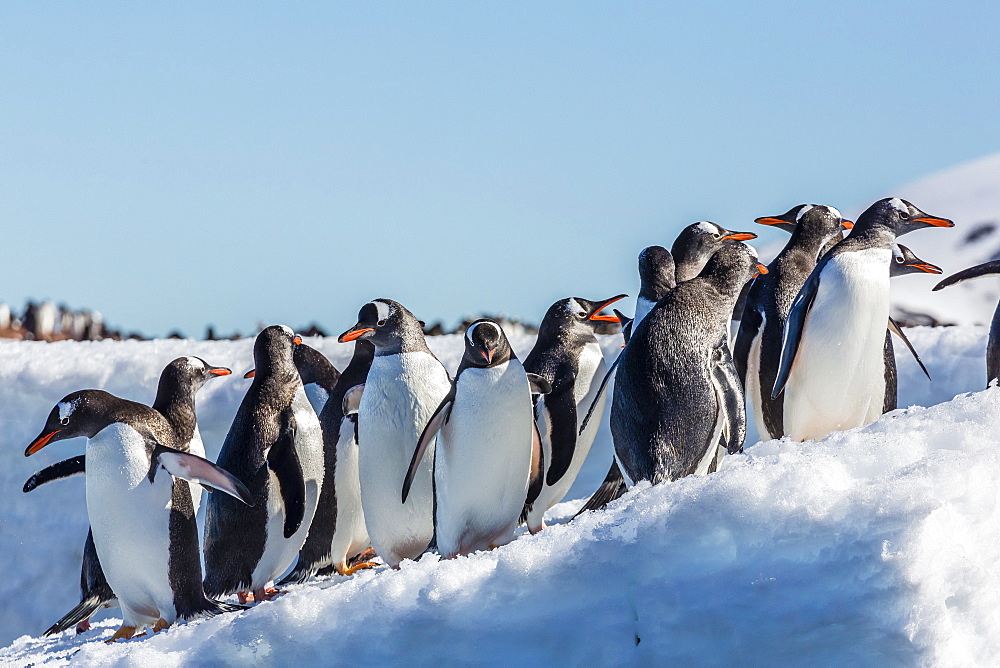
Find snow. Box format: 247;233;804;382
0;323;998;665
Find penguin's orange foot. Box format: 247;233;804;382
153;618;170;633
75;618;92;634
104;625;138;643
237;591;251;604
354;548;377;561
251;587;283;602
339;561;377;576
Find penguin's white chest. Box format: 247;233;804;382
634;297;655;327
186;425;206;513
329;415;369;567
86;423;176;623
784;249;891;441
746;312;769;440
358;351;451;566
435;361;535;557
252;385;325;587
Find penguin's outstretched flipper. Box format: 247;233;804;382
151;446;254;506
772;260;824;399
887;317;931;381
267;414;306;539
933;259;1000;290
573;460;626;518
23;455;86;493
712;344;746;455
402;384;455;503
43;594;105;636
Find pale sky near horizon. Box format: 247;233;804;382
1;2;998;337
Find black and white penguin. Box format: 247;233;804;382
402;319;548;557
611;243;762;484
337;299;452;568
521;295;625;533
204;326;325;603
671;221;757;283
634;246;675;326
24;390;251;641
25;356;232;636
244;342;340;417
754;204;853;259
282;339;375;583
932;257;1000;385
772;198;953;441
734;205;851;440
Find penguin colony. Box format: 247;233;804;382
27;195;996;644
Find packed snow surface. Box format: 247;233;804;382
0;324;998;665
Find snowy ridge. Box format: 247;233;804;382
0;325;998;665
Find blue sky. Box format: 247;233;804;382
1;2;997;337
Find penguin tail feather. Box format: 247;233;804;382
179;597;249;621
44;595;107;636
278;563;318;587
573;460;627;519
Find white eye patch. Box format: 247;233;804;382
695;221;719;234
889;198;908;214
466;320;501;344
795;205;814;222
565;298;584;315
58;399;80;421
373;301;392;322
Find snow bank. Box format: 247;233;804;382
0;326;996;665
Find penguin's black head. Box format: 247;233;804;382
855;197;954;237
252;325;301;378
463;319;513;368
159;356;231;395
25;390;118;456
890;243;943;277
339;299;425;354
291;343;340;389
671;221;758;282
537;295;627;341
756;204;853;238
699;243;768;296
638;246;676;299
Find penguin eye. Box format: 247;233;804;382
376;319;387;327
577;311;587;319
899;210;910;220
60;417;69;426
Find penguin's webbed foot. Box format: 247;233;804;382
250;587;283;602
338;561;377;576
75;618;92;634
153;618;170;633
237;591;251;605
104;625;138;643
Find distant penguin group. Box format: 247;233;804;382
23;195;965;643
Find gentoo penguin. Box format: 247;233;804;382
933;257;1000;385
521;295;625;532
25;356;232;636
246;342;342;417
337;299;452;567
611;243;763;484
772;198;953;441
671;221;757;283
754;204;852;259
204;326;325;603
734;205;851;440
282;339;376;583
24;390;251;641
634;246;675;326
402;319;548;557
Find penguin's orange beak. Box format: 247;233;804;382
588;294;628;322
842;220;855;230
210;368;232;376
756;264;769;275
481;348;495;364
913;216;955;228
25;430;62;456
908;263;943;274
292;336;303;346
244;370;256;379
721;232;758;241
754;217;787;226
339;328;374;343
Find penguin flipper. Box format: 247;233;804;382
526;373;552;395
933;259;1000;290
342;383;365;416
772;263;823;399
153;446;254;506
733;303;762;389
267;415;307;539
887;316;932;381
402;384;455;504
579;348;622;436
573;459;627;518
543;387;578;486
43;594;107;637
525;420;545;507
23;454;86;493
712;344;746;455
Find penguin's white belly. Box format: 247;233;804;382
358;352;451;567
304;382;330;417
529;344;607;528
784;250;890;441
252;387;325;588
329;417;369;567
86;423;176;626
186;425;205;513
435;361;534;557
634;298;655;326
746;322;772;441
